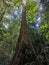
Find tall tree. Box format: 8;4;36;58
9;0;41;65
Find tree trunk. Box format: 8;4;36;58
9;0;41;65
0;10;5;22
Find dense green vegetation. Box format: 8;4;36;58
0;0;49;65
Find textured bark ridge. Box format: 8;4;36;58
9;0;41;65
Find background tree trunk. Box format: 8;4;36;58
0;10;5;22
